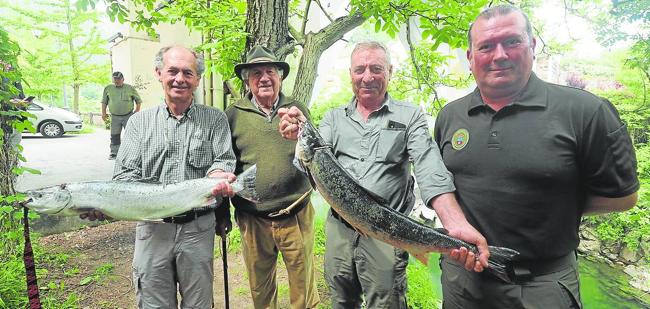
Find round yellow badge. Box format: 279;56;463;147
451;128;469;150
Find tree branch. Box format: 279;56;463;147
314;0;334;23
300;0;312;36
312;11;365;52
405;18;441;107
289;24;304;45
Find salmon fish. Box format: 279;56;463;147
24;165;258;221
295;121;519;283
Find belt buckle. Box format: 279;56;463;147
511;265;533;282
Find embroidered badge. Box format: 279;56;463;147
451;128;469;150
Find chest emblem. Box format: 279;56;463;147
451;128;469;150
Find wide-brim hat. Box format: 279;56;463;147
234;45;290;80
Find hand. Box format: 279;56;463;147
208;171;236;198
79;210;110;221
216;215;232;238
101;113;108;122
445;223;490;272
278;106;306;140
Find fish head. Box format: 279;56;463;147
25;184;72;214
296;121;325;164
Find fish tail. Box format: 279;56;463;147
486;245;520;283
233;165;259;202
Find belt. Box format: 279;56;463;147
330;209;355;230
111;111;133;116
266;190;312;219
508;251;577;282
162;209;212;224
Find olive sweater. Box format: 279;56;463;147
225;93;312;216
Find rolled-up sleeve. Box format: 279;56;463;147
407;111;455;205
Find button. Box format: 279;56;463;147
360;158;365;162
491;131;498;137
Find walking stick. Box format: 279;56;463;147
221;236;230;309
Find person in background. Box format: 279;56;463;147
433;5;639;308
101;71;142;160
226;45;319;309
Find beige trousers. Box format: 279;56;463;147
235;202;320;309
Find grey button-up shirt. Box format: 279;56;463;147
319;95;455;214
113;103;236;184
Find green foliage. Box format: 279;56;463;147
79;263;113;286
351;0;488;49
391;40;472;115
406;259;441;308
1;0;111;112
309;83;352;128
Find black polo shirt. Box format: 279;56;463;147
434;73;639;260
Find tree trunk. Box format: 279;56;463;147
292;12;365;106
73;84;80;113
244;1;364;105
245;0;289;52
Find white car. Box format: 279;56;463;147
25;102;83;137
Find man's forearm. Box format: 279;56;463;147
583;192;638;216
429;192;468;228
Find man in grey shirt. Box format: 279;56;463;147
279;41;489;308
84;45;236;308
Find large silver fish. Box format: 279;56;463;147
295;121;519;283
24;165;258;221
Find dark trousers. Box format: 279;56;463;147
110;113;132;156
440;253;582;309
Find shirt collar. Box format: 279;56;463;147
467;73;547;113
251;95;280;114
344;94;392;117
163;101;194;119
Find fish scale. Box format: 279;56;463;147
296;121;520;283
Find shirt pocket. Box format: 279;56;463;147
375;128;406;163
187;138;213;169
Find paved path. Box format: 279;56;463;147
16;129;115;191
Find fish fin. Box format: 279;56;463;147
354;226;368;238
486;245;521;283
434;228;449;235
203;196;217;206
408;250;431;266
133;177;161;184
233;165;259;202
306;170;318;191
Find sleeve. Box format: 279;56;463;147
580;98;639;197
408;109;456;205
206;111;236;175
318;109;334;145
101;86;109;105
132;86;142;104
112;114;143;180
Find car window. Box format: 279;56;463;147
27;103;43;111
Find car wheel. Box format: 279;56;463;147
40;121;64;137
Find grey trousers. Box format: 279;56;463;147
324;211;409;309
440;254;582;309
110;113;132;156
132;212;216;309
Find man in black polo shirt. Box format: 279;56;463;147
434;5;639;309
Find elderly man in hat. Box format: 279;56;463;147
225;45;319;309
100;71;142;160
